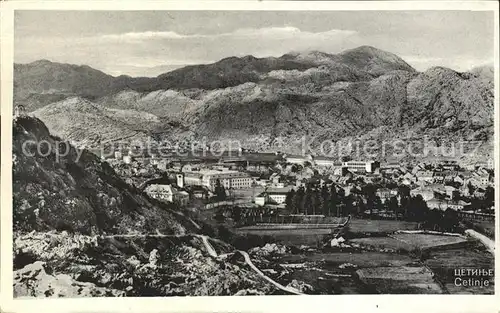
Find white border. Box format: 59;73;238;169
1;2;499;313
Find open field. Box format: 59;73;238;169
235;228;333;246
391;233;467;250
356;266;442;294
424;245;494;294
347;219;418;234
280;251;414;268
349;237;410;251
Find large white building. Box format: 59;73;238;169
179;169;253;191
254;187;292;206
343;160;379;173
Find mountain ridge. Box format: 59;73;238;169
16;46;494;164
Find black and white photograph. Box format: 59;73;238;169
1;1;498;304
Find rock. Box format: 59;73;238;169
339;263;357;269
14;261;124;297
249;243;287;256
234;289;265;296
148;249;159;268
127;255;141;268
286;279;314;293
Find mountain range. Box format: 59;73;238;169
15;46;495;164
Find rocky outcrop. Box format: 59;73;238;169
14;261;125;297
13;231;277;297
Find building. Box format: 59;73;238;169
343;160;380;173
254;187;292;205
144;184;189;206
314;157;343;168
180;168;252;191
426;198;448;210
376;188;393;203
182;172;204;186
410;186;435;201
444;185;459;199
427;198;470;211
285;154;313;165
440;160;459;171
123;155;132;164
415;170;434;183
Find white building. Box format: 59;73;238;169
144;184;189;206
182;168;253;191
343;160;379;173
285;154;313;165
254;187;291;206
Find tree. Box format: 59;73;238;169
484;186;494;208
407;195;428;222
285;189;296;212
311;188;321;215
442;208;460;232
303;186;314;215
319;184;329;216
386;196;399;215
467;181;476;196
398;185;411;219
214;179;226;201
232;206;242;224
294;186;305;214
362;184;377;216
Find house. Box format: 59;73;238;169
376;188;397;203
267;188;291;204
440;160;459;171
411;163;425;175
427;198;470;211
454;175;465;185
270;173;281;185
254;193;266;206
415;170;434;183
402;172;416;183
333;166;348;176
254;187;292;206
473;188;487;199
444;185;459;199
410;186;435;201
337;176;352;186
433;176;444;184
426;198;449;210
123;155;132;164
447;200;470;211
144;184;189;206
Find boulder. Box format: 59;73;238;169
14;261;124;297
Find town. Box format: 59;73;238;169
99;147;495;238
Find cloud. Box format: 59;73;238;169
15;26;360;76
402;55;495;72
95;26;357;43
101;31;188;41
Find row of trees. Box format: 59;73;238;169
283;183;441;222
285;184;343;216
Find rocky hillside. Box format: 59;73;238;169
31;97;157;146
12;116;196;235
15;46;495;164
12;116;284;297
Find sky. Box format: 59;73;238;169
14;10;495;77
